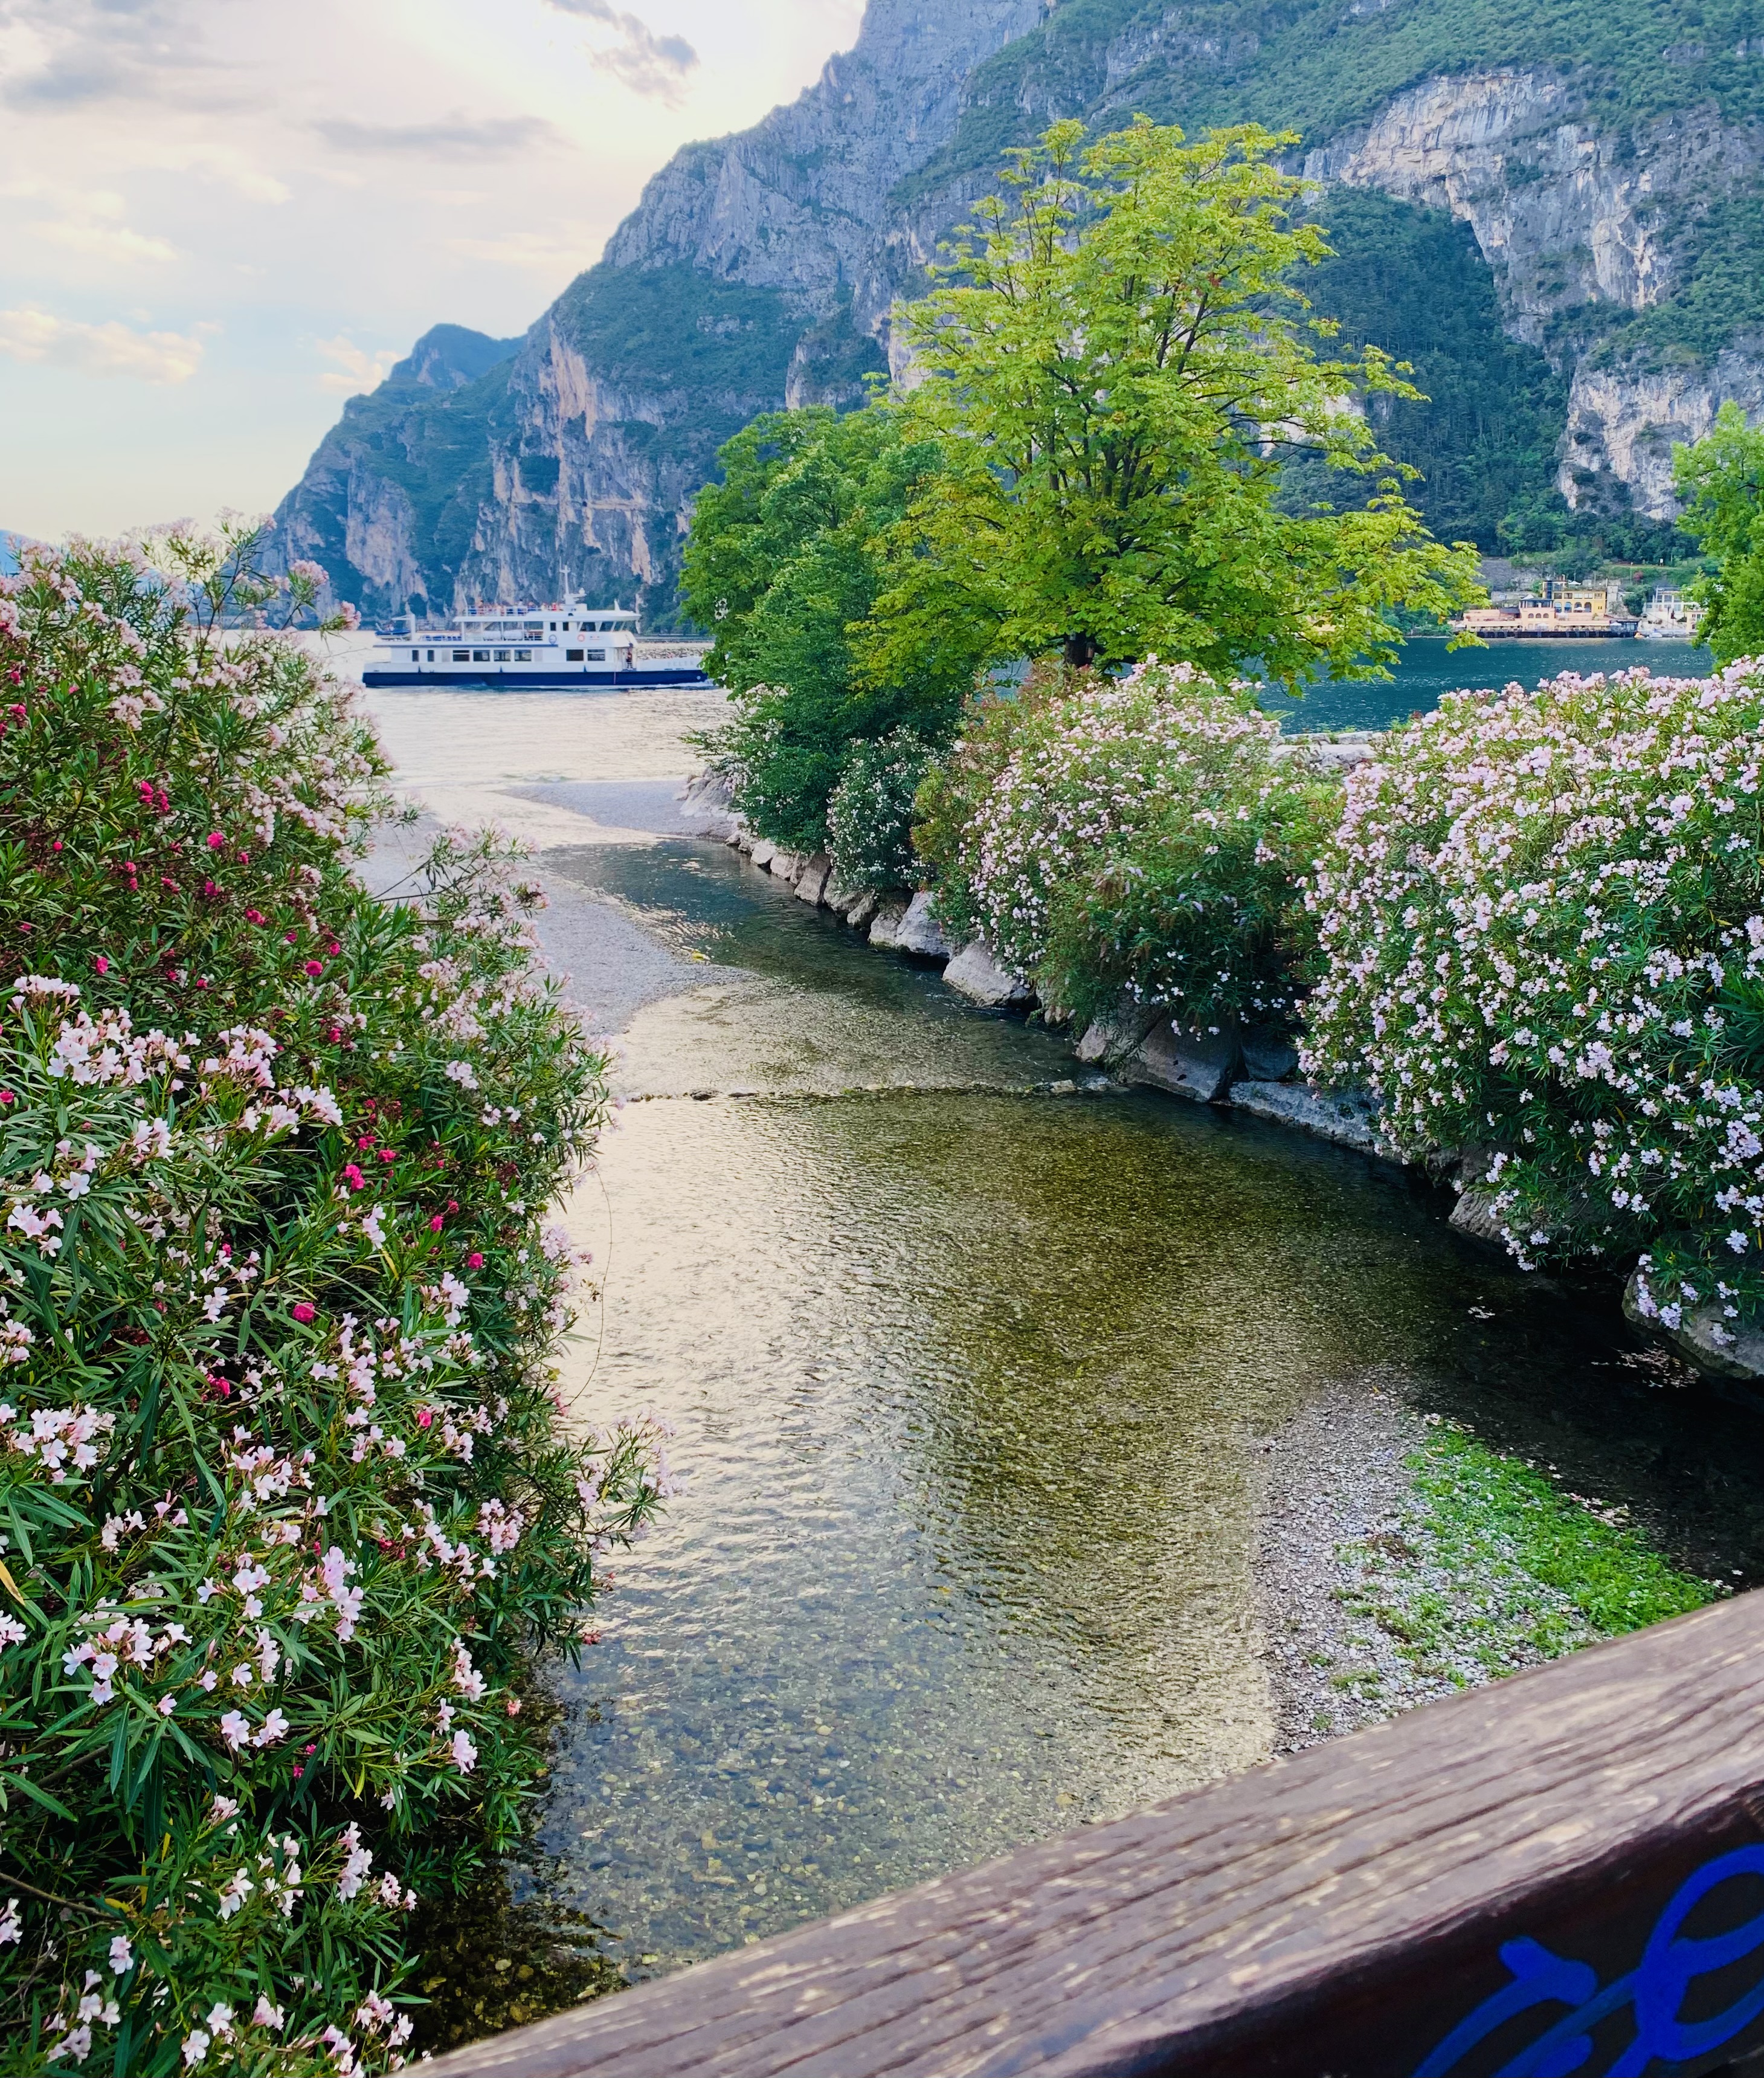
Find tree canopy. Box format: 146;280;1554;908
868;118;1482;685
681;405;988;851
1675;401;1764;668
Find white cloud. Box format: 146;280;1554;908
146;143;290;204
4;179;178;264
446;225;610;274
314;111;562;157
0;305;207;381
313;335;400;396
546;0;699;100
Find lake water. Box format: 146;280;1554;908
1261;637;1714;732
509;836;1764;1986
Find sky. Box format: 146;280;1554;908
0;0;867;541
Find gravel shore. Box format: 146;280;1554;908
1253;1378;1432;1755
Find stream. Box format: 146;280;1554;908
505;831;1764;1983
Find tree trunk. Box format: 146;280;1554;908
1063;632;1098;670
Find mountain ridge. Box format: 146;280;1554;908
269;0;1764;621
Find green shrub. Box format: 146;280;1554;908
0;529;665;2074
826;731;935;892
1301;661;1764;1332
681;408;987;854
928;661;1337;1031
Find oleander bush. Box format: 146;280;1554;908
825;731;935;894
919;660;1337;1033
0;531;666;2076
1301;663;1764;1336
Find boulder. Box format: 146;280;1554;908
868;900;910;949
1231;1080;1382;1153
749;840;777;870
823;873;863;913
845;891;881;931
732;830;755;854
894;891;957;960
1075;1001;1164;1065
1121;1018;1238;1103
795;853;834;905
942;941;1034;1008
769;850;804;883
1624;1269;1764;1381
678;770;741;841
1240;1026;1300;1083
1448;1189;1511;1247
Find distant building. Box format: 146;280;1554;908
1635;588;1707;640
1452;578;1640;639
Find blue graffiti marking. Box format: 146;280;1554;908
1417;1845;1764;2076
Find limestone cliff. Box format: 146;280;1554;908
1303;69;1764;518
274;0;1764;619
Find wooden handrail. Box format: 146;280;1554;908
431;1592;1764;2077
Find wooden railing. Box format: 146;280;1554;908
431;1592;1764;2078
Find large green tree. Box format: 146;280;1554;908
681;405;987;851
1675;401;1764;666
866;118;1482;685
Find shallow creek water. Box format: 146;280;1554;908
507;837;1764;1981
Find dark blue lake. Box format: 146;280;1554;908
1263;637;1714;733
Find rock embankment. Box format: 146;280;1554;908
678;766;1384;1156
680;763;1764;1386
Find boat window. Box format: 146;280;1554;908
586;648;607;662
411;649;420;662
598;621;616;631
426;649;434;662
515;649;532;662
493;648;510;662
472;650;490;662
550;621;557;630
453;650;470;662
566;648;584;662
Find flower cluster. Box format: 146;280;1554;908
1301;662;1764;1319
927;660;1337;1032
825;729;936;894
0;538;665;2073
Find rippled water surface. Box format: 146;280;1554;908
513;841;1764;1980
1260;637;1713;732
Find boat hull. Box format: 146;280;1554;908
361;665;715;689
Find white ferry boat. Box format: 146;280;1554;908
1635;587;1707;640
362;604;713;688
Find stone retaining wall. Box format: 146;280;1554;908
677;767;1383;1156
675;766;1760;1385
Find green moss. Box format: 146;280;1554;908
1412;1429;1717;1635
1339;1425;1721;1695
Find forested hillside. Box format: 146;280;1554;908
270;0;1764;620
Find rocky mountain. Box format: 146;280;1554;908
271;0;1764;622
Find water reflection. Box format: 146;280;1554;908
523;841;1764;1981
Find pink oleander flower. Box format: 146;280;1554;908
291;1302;315;1324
